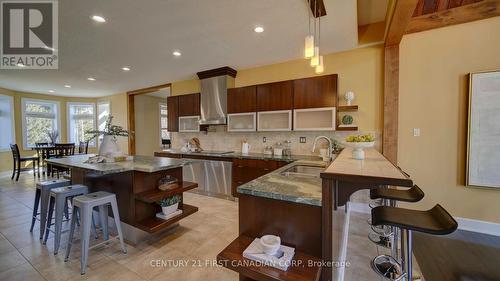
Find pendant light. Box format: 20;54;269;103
315;11;324;74
310;1;320;67
304;0;314;58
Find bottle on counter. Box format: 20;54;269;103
273;142;283;156
263;146;273;155
283;140;292;157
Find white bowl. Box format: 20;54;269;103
345;141;375;149
259;235;281;255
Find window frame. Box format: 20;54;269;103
0;94;16;152
67;102;97;147
97;101;111;147
21;98;60;150
159;102;169;145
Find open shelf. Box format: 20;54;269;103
135;204;198;233
336;125;358;131
217;235;321;281
337;105;358;112
135;181;198;203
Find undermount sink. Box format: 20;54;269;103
280;165;324;178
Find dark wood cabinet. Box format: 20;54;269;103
166;96;179;132
256;81;293;111
293;74;337;109
178;93;200;116
227;86;257;113
231;159;288;197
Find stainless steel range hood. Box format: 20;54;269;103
197;67;237;125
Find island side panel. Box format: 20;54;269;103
133;167;183;222
238;193;322;258
71;168;135;224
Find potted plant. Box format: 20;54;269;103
157;195;181;216
345;134;375;160
85;116;131;159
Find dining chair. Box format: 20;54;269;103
51;143;75;178
10;144;40;181
78;141;89;154
35;142;52;174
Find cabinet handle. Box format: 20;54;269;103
238;166;244;168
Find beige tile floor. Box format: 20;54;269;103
0;172;420;281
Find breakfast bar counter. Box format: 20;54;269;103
46;155;198;243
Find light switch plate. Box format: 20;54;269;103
299;137;306;143
413;128;421;137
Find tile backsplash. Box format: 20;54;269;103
171;126;381;157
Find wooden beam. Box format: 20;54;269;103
385;0;420;46
127;83;171;95
406;0;500;33
383;45;400;164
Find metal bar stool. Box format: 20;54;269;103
43;185;97;254
65;191;127;275
371;204;457;281
31;179;71;239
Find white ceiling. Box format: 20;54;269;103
0;0;361;97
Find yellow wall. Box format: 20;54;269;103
97;93;129;154
134;95;164;156
0;88;97;172
171;45;385;132
399;17;500;223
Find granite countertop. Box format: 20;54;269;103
46;154;192;175
237;159;327;207
156;149;321;162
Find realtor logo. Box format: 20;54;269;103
1;1;58;69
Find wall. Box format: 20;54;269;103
0;88;97;172
97;93;129;154
399;17;500;223
134;95;164;156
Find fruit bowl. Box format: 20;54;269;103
345;134;375;160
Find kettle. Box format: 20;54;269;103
242;140;251;154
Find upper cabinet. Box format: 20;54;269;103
227;86;256;114
293;74;337;109
178;93;200;116
166;96;179;132
256;81;293;111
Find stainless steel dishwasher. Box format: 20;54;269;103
183;158;233;200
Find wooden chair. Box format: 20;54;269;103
10;144;40;181
35;142;53;174
78;141;89;154
51;143;75;178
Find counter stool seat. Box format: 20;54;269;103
372;204;457;235
370;185;424;203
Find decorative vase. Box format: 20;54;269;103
161;203;179;215
99;135;122;158
347;142;375;160
345;91;355;106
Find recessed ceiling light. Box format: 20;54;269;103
254;26;264;33
16;63;25;67
172;51;181;57
91;15;106;23
48;90;55;93
122;67;130;71
87;77;96;81
64;85;71;88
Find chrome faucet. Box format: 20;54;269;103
312;136;333;162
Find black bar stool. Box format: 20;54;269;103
371;204;457;281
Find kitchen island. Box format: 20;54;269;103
46;155;198;244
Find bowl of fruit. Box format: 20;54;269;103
345;134;375;160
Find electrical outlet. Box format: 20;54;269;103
263;137;267;143
413;128;421;137
299;137;306;143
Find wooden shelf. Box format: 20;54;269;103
336;126;358;131
135;181;198;203
336;105;358;112
135;204;198;233
217;235;322;281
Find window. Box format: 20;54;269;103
0;94;15;152
97;101;111;144
67;103;96;147
22;99;60;149
160;103;170;142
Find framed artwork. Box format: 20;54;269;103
466;70;500;189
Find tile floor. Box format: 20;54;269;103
0;172;419;281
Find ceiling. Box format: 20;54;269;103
0;0;377;98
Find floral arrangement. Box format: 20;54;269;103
345;134;375;143
47;130;59;144
85;116;131;140
157;195;181;207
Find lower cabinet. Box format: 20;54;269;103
231;159;288;197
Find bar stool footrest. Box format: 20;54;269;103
371;255;405;281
